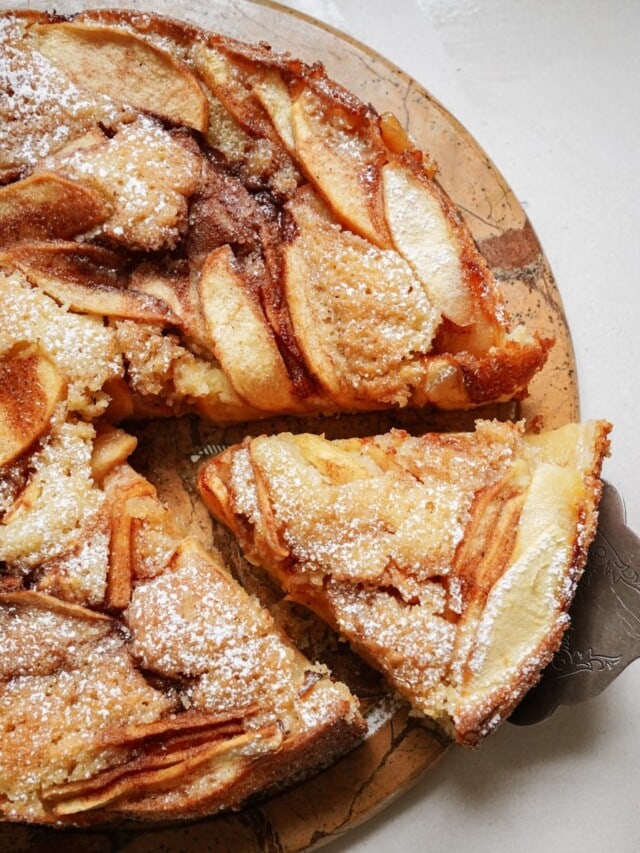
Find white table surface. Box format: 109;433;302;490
273;1;640;851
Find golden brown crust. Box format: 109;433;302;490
0;172;111;245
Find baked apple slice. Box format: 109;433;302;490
0;346;64;467
32;21;209;133
289;82;392;249
2;242;178;325
382;161;479;330
0;172;110;245
199;246;300;412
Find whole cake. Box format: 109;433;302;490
0;5;607;830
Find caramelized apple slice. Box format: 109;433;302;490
0;172;110;246
102;468;158;611
90;426;138;484
131;264;212;350
0;589;112;625
199;246;300;411
290;84;392;248
0;347;65;467
33;22;209;132
102;377;135;423
43;727;268;816
382;161;478;329
191;44;283;148
3;242;178;325
253;69;296;152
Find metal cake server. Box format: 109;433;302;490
511;481;640;725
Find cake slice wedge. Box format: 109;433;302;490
198;419;611;746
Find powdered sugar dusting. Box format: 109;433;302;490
40;116;201;251
0;270;123;417
0;598;174;818
0;416;104;570
0;15;132;178
36;520;112;606
126;546;308;732
246;431;511;591
289;195;441;405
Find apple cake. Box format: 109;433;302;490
0;3;607;830
198;419;611;746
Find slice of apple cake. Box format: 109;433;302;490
199;419;611;746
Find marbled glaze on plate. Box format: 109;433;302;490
1;0;578;849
